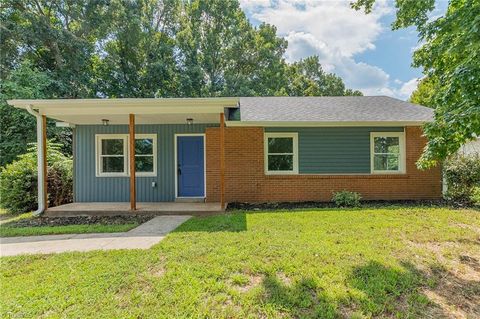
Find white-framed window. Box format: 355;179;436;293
95;134;157;177
96;134;128;177
134;134;157;177
370;132;405;174
264;132;299;174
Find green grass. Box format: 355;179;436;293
0;213;139;237
0;223;137;237
1;207;479;318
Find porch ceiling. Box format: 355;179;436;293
7;98;239;125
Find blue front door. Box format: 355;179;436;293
177;136;205;197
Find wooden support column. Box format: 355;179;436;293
219;113;225;210
129;114;136;210
42;115;48;209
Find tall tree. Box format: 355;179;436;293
176;0;253;96
0;63;71;166
222;23;288;97
96;0;179;98
353;0;480;168
2;0;113;97
409;76;437;108
284;56;362;96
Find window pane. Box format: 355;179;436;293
101;139;124;155
374;137;399;154
268;137;293;153
374;154;399;171
102;156;124;173
135;156;154;172
268;155;293;171
135;138;153;155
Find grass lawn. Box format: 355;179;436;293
1;207;479;318
0;213;144;237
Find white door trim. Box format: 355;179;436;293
174;133;207;199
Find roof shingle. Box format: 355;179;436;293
232;96;433;123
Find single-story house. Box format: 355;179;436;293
7;96;442;214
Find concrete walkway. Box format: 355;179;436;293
0;215;191;257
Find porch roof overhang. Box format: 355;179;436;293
7;98;239;125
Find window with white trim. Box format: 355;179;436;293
96;135;128;176
95;134;157;177
134;134;157;176
371;132;405;173
264;133;298;174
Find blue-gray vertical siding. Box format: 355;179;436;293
74;124;216;202
75;125;405;202
265;127;404;174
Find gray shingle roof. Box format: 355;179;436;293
231;96;433;123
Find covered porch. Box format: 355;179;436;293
45;202;224;217
7;98;238;215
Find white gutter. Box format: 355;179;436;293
26;105;46;216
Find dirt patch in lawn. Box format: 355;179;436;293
407;240;480;318
231;274;263;293
3;215;155;228
423;266;480;319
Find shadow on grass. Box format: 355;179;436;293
261;274;339;319
255;261;479;318
348;261;428;317
348;260;480;318
174;213;247;233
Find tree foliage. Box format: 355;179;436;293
1;0;362;166
0;62;72;166
353;0;480;168
409;76;437;108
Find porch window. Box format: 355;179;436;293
96;135;128;176
264;133;299;174
95;134;157;177
370;132;405;174
134;134;157;176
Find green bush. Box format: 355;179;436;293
332;190;362;207
471;187;480;207
444;154;480;204
0;142;73;214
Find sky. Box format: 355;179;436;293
239;0;448;100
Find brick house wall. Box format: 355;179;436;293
206;126;442;203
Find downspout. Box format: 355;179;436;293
26;105;46;216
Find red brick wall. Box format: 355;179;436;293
206;126;442;203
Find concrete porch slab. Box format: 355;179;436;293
45;202;224;217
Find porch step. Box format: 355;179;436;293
174;197;205;203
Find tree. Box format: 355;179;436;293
353;0;480;168
2;0;113;98
0;63;71;166
96;0;180;98
409;76;437;108
284;56;363;96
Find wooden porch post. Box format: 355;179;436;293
42;115;48;209
220;113;225;210
129;114;136;210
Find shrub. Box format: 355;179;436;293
471;187;480;207
444;154;480;204
0;142;73;214
332;190;362;207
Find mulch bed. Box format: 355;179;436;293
226;199;450;211
5;215;155;228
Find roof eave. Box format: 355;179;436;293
7;97;240;110
225;120;430;127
